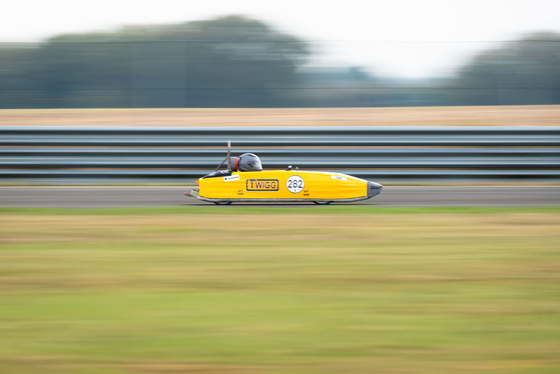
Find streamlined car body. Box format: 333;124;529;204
184;142;382;205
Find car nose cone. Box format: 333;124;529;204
367;181;383;198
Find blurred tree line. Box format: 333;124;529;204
0;15;559;108
444;32;560;105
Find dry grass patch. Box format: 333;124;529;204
1;105;560;127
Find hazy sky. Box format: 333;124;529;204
3;0;559;78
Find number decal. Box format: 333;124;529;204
286;175;304;194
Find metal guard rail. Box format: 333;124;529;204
1;126;559;183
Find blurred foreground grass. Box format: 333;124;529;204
1;207;559;374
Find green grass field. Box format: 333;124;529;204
1;207;559;373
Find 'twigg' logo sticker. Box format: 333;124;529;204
246;179;279;191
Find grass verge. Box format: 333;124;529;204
1;208;559;373
1;206;560;216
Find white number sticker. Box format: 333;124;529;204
286;175;304;194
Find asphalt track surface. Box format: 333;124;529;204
0;186;558;208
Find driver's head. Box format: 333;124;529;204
237;153;262;171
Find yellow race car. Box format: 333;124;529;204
185;142;382;205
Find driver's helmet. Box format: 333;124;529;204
236;153;262;171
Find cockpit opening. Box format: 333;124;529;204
201;144;263;179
